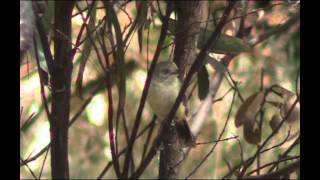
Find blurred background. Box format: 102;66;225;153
20;1;300;179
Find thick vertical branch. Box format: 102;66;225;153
174;1;204;73
160;1;236;179
50;1;74;179
159;1;204;179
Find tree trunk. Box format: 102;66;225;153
159;1;205;179
50;1;74;179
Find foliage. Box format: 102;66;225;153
20;1;300;179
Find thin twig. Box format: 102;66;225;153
195;135;238;146
122;3;173;178
247;155;300;176
20;144;50;167
186;90;237;179
236;138;245;167
97;118;158;179
225;68;244;103
249;12;300;46
20;157;38;179
238;98;299;177
72;2;96;59
141;116;157;160
97;16;123;178
20;112;36;131
33;35;51;123
261;127;291;154
121;110;130;148
21;83;103;167
267;135;300;173
242;160;299;179
38;145;50;179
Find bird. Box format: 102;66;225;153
147;61;195;147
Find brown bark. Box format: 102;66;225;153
50;1;75;179
159;1;205;179
173;1;204;74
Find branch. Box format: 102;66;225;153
185;90;237;179
20;157;38;179
195;135;238;146
164;0;236;144
239;98;299;177
49;2;75;178
243;160;300;179
249;12;300;46
122;2;173;178
247;156;300;176
97;118;158;179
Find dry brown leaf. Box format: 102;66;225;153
280;95;300;124
243;121;261;145
270;85;299;123
269;113;282;133
271;85;295;99
235;91;264;128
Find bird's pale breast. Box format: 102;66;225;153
147;79;180;118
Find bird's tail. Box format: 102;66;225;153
176;119;195;148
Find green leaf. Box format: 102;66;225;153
168;18;252;54
198;33;252;54
136;2;148;53
197;65;209;100
135;1;148;29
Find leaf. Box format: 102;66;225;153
135;1;148;53
198;33;252;54
168;18;252;54
197;65;209;100
269;113;282;133
104;1;126;110
241;92;263;143
243;121;261;145
121;1;148;45
271;85;295;99
269;112;300;150
266;101;282;108
235;91;264;128
135;1;148;29
270;85;299;124
280;95;300;124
